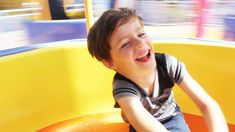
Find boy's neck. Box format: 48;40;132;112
128;68;156;95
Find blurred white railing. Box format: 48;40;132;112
136;0;235;25
0;7;42;32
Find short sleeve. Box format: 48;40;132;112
165;54;187;84
113;79;141;108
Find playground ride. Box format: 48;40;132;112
0;38;234;132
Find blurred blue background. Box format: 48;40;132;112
0;0;235;50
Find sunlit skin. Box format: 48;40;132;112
102;18;156;92
101;18;169;131
101;17;229;132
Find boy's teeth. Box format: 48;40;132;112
137;51;148;59
136;50;150;61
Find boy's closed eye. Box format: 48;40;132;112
119;32;146;50
120;42;130;49
138;33;146;38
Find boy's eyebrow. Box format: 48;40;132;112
135;26;142;32
116;26;143;45
116;36;127;46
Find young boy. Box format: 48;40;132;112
87;8;228;132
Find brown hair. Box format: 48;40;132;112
87;8;143;61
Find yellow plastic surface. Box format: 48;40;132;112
0;39;234;131
152;39;235;124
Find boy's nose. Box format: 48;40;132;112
134;38;144;49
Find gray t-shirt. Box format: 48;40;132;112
112;53;186;122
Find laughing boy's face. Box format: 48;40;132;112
103;18;156;78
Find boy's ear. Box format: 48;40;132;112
101;59;115;70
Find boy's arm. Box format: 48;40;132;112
121;110;129;123
179;72;229;132
117;96;169;132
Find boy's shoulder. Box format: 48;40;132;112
155;52;174;62
113;73;139;89
113;72;147;95
155;53;166;64
155;53;179;68
113;53;176;82
113;53;175;88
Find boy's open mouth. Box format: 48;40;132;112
136;49;151;62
